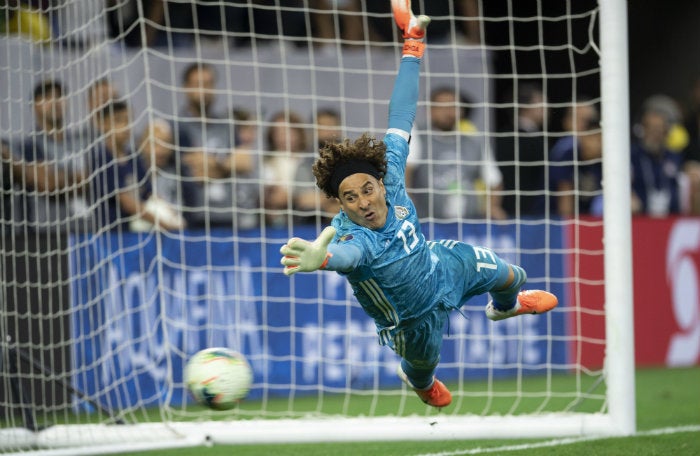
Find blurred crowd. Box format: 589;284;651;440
1;67;347;233
2;1;700;235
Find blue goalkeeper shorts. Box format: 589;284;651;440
390;305;448;369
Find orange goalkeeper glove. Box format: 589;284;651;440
391;0;431;58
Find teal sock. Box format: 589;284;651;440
490;265;527;311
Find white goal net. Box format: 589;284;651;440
0;0;633;453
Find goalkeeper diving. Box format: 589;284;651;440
280;0;558;408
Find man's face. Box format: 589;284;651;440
34;89;64;128
100;110;131;151
568;104;597;134
641;111;669;152
316;113;341;146
269;120;304;152
337;173;388;230
524;92;547;126
430;92;458;132
184;68;215;111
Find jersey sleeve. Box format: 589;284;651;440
382;131;410;194
325;242;363;273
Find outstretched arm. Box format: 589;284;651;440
387;1;430;139
280;227;362;275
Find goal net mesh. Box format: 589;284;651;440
0;0;613;452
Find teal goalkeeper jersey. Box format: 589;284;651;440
328;132;452;337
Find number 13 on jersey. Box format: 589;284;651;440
397;221;419;254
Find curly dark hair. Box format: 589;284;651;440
312;132;388;198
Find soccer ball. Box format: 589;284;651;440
184;347;253;410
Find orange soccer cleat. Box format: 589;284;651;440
485;290;559;321
391;0;431;40
397;364;452;408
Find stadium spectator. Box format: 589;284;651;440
263;110;310;227
630;100;684;217
293;108;343;225
17;80;92;233
232;108;259;152
176;62;246;229
409;86;505;221
82;78;120;141
177;63;233;154
135;118;201;230
280;2;557;408
496;82;549;217
226;108;261;230
88;100;181;231
639;95;690;155
549;98;603;217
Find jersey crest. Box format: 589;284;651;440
394;205;409;219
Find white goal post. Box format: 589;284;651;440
598;0;635;436
0;0;634;453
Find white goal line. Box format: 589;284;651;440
415;424;700;456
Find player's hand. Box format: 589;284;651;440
280;226;336;276
391;0;430;40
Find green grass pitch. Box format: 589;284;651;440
122;366;699;456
